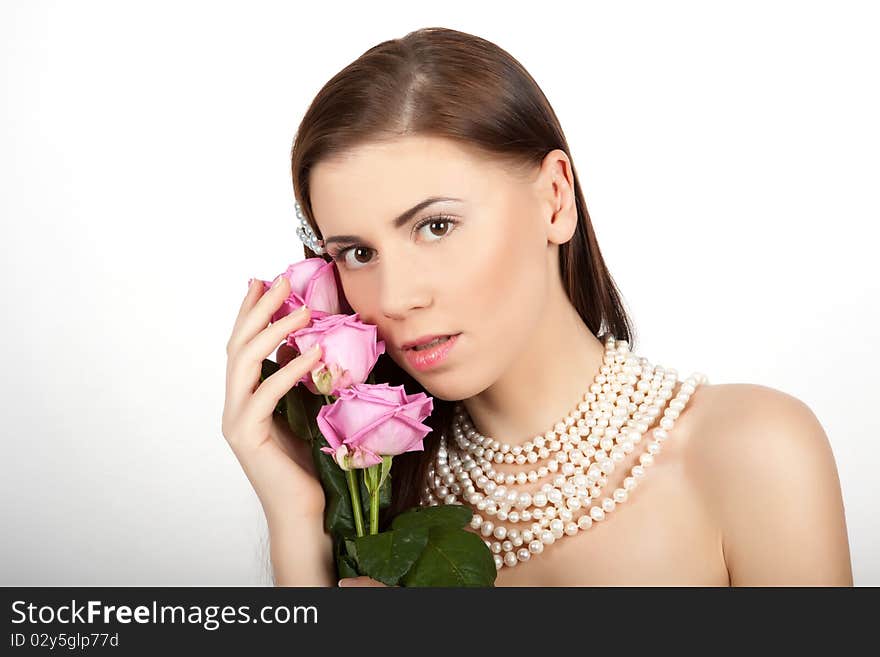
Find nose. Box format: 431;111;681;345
377;250;431;320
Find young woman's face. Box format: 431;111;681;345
309;135;551;401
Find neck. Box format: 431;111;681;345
461;285;607;448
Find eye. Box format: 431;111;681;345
330;214;459;271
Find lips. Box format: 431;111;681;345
403;333;460;372
401;333;461;351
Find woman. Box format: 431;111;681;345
222;27;852;586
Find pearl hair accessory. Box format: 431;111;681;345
295;200;326;255
420;335;708;571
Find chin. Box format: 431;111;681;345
411;368;487;403
419;384;465;403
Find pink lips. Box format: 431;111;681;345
403;333;460;372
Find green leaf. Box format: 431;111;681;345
284;379;325;444
400;526;497;587
391;504;473;531
260;359;286;417
362;464;380;495
311;435;358;539
358;467;391;513
378;469;391;507
379;455;393;490
337;554;360;579
344;538;358;563
354;527;430;586
334;536;361;579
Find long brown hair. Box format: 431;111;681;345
290;27;635;531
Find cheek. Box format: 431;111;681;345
337;273;375;318
463;215;547;342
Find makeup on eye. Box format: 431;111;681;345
328;214;460;268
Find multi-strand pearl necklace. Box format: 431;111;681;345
420;335;707;571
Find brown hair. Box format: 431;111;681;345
290;27;635;531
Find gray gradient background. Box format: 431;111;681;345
2;0;877;585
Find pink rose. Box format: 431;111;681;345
318;383;434;469
288;313;386;396
250;258;342;323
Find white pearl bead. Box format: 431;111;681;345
517;547;531;562
429;341;704;569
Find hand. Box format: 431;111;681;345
338;576;394;587
222;275;326;524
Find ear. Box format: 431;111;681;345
533;148;578;245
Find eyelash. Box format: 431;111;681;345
329;214;460;270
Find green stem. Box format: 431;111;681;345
370;485;380;534
345;469;365;537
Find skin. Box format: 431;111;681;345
311;135;853;587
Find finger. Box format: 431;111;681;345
230;278;267;344
249;344;323;419
338;576;389;587
224;305;310;417
241;305;312;367
229;275;291;354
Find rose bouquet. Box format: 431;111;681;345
252;258;496;587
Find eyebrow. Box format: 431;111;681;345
322;196;464;246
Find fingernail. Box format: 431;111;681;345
337;579;347;587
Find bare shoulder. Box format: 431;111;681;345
682;382;833;469
678;382;853;585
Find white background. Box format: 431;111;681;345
2;0;877;585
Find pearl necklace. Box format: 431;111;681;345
420;335;708;571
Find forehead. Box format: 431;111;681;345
309;136;510;232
